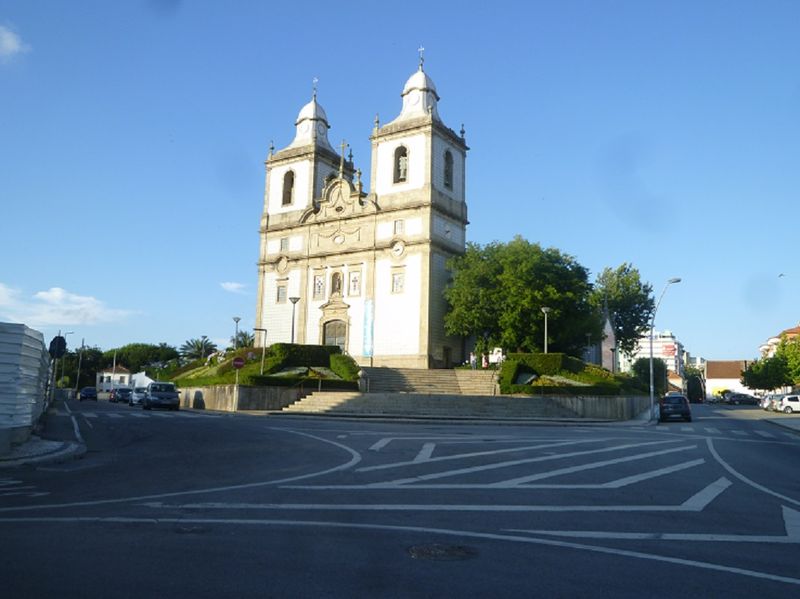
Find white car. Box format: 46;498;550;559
774;395;800;414
129;387;148;406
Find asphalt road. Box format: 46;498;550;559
2;400;799;598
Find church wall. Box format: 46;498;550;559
374;134;427;196
432;214;465;248
260;269;302;345
431;136;464;201
376;215;424;241
373;253;422;356
267;162;312;214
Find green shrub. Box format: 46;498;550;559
330;354;360;381
269;343;340;366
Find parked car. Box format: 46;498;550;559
143;382;180;411
78;386;98;401
726;393;759;406
129;387;148;406
774;395;800;414
110;388;132;403
659;394;692;422
761;394;784;410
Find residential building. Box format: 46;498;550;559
704;360;754;399
759;323;800;358
96;365;131;391
618;330;685;375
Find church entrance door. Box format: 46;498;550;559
323;320;347;351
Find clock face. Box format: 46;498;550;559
316;123;326;136
391;241;405;256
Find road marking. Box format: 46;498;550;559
707;438;800;507
489;445;697;487
704;427;720;434
286;459;706;491
83;413;97;419
731;430;747;436
508;505;800;544
413;443;436;463
81;416;94;429
0;517;798;586
108;414;123;419
680;426;694;432
358;438;615;473
754;431;775;438
368;436;506;452
378;440;679;487
149;478;731;514
0;428;362;513
129;413;148;418
0;479;23;487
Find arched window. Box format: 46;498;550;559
393;146;408;183
443;150;454;189
282;171;295;206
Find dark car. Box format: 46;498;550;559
726;393;759;406
659;394;692;422
143;382;180;411
110;388;132;403
79;386;98;401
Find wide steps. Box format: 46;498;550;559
280;391;577;419
362;367;497;396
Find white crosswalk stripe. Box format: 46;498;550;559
754;430;775;438
731;430;747;436
681;426;694;432
704;427;720;434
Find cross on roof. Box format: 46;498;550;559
312;77;319;99
418;45;425;69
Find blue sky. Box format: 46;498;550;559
1;0;798;360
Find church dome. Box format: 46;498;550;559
402;67;439;100
295;97;329;126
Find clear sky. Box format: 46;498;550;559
1;0;798;359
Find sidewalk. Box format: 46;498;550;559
766;416;800;436
0;399;85;469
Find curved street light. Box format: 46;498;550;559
650;278;681;421
289;297;301;344
232;316;241;349
541;307;551;354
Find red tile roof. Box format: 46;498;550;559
706;360;749;379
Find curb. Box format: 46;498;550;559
0;437;86;469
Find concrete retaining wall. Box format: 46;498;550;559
178;385;301;412
543;394;651;420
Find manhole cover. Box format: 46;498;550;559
407;543;478;561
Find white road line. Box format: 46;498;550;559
508;505;800;543
358;438;615;473
705;427;720;434
286;459;706;491
128;413;148;418
83;413;97;418
107;414;123;419
785;433;798;439
82;415;94;429
490;445;698;488
413;443;436;463
377;440;679;487
0;480;23;487
707;438;800;507
1;517;797;586
0;428;362;514
731;430;747;436
680;426;694;432
754;430;775;438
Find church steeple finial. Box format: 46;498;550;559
338;139;349;178
417;45;425;70
312;76;319;100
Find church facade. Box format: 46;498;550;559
254;64;468;368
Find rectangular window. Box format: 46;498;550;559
349;271;361;296
280;237;289;252
313;275;325;299
391;271;405;294
393;219;404;235
276;285;287;303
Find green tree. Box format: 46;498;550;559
591;263;654;358
631;357;668;396
229;330;255;350
58;346;105;389
775;336;800;385
179;336;218;360
741;356;791;391
102;343;179;373
445;236;602;355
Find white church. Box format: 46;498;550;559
255;61;469;369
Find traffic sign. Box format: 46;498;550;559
232;357;245;370
49;336;67;358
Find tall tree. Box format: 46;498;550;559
445;236;602;355
592;263;655;358
741;356;791;391
102;343;179;373
631;357;668;396
179;336;218;360
229;330;255;350
775;336;800;385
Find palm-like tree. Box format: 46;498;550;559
230;330;255;349
180;336;218;360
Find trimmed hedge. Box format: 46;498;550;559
330;354;360;381
270;343;341;367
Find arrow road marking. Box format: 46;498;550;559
508;505;800;544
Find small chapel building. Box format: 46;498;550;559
254;62;468;368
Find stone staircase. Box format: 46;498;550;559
278;390;580;419
360;367;498;396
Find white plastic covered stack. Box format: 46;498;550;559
0;322;51;446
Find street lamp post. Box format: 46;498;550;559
74;337;85;393
254;328;267;375
650;278;681;421
541;307;551;354
289;297;300;344
232;317;241;349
